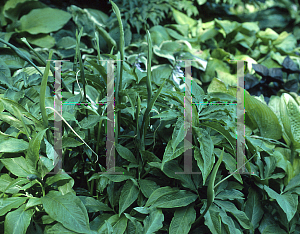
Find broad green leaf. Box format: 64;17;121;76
26;128;47;170
204;205;222;233
261;225;287;234
214;200;251;229
280;93;300;149
112;215;127;234
96;214;119;233
118;180;139;214
193;127;214;185
1;156;36;177
244;188;264;231
0;197;28;216
169;205;195;234
257;28;279;42
204;59;230;84
199;28;219;42
215;19;241;37
115;143;137;164
4;204;34;234
171;8;197;29
26;34;55;48
214;148;242;184
171;117;186;152
264;186;298;222
219;208;241;234
100;167;133;183
0;51;26;69
45;173;73;187
78;196;113;212
42;191;90;233
162;161;197;192
143;208;164;234
18;8;71;34
139;179;160;198
245;91;282;140
149;25;172;46
145;186;198;208
283;172;300;193
162;140;193;170
44;223;83;233
275;34;297;53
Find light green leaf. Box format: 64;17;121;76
1;156;36;177
18;8;71;34
42;191;90;233
4;204;34;234
0;197;28;216
245;91;282;140
145;186;197;208
280;93;300;148
143;208;164;234
171;8;197;29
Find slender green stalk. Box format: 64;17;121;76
40;50;53;142
75;28;90;140
140;78;167;151
109;0;124;147
146;30;152;107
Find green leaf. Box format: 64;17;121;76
214;200;251;229
1;156;36;177
143;208;164;234
171;117;186;153
162;161;197;192
215;19;241;37
119;180;139;214
162;140;193;170
264;186;298;222
26;34;55;48
193;127;214;185
244;188;264;231
145;186;198;208
41;191;90;233
0;197;28;216
26;129;47;170
204;205;222;233
169;205;195;234
149;25;172;46
171;7;196;29
115;143;137;164
18;8;71;34
257;28;279;42
245;91;282;140
4;204;34;234
280;93;300;148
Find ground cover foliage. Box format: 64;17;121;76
0;0;300;233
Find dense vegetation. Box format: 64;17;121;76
0;0;299;233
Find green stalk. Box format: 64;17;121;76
40;50;53;142
109;0;124;146
146;30;152;107
140;78;167;151
75;28;90;140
